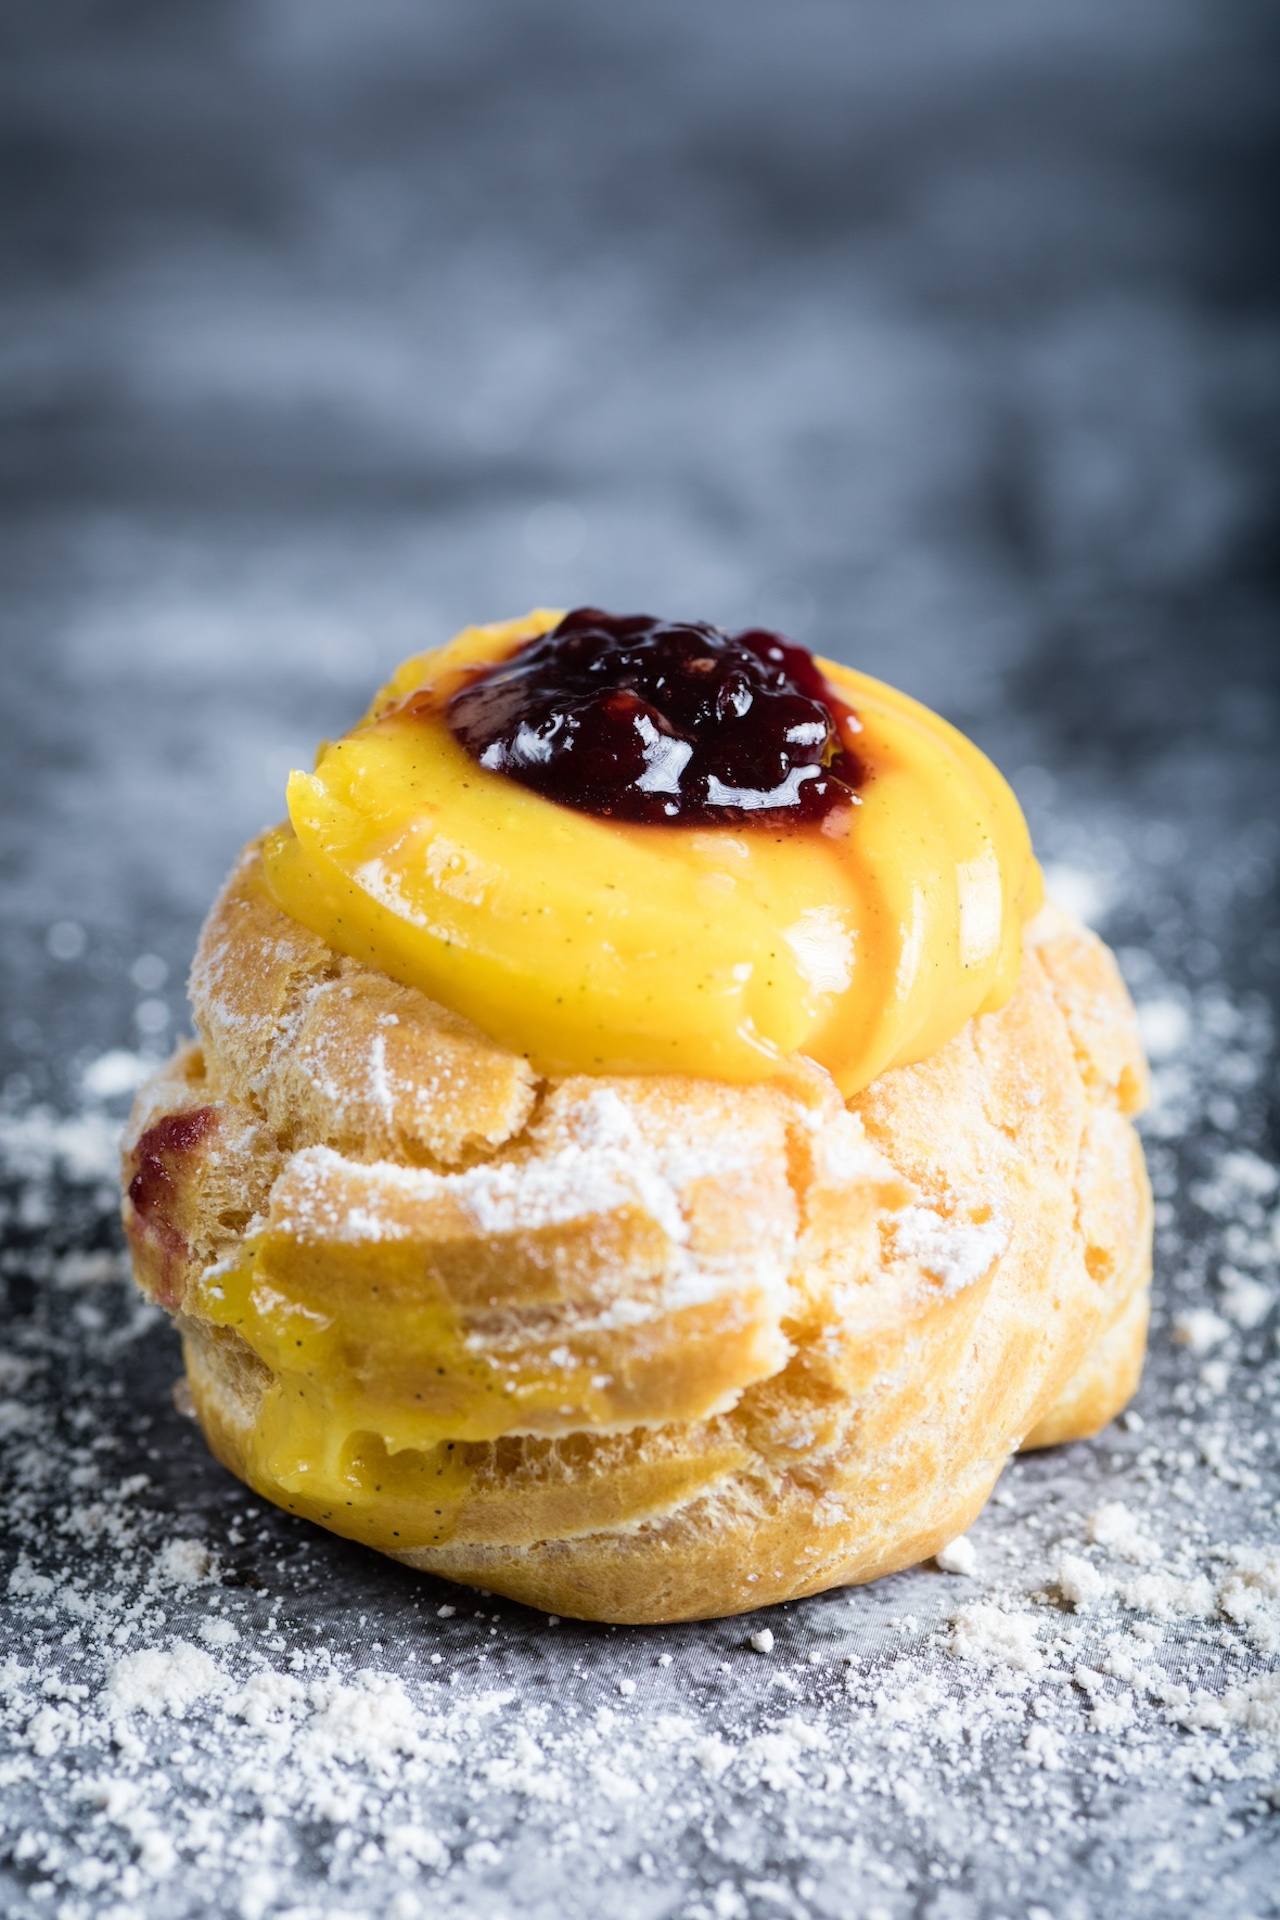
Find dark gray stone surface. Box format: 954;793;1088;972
1;3;1278;1916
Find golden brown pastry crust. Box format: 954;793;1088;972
123;846;1151;1623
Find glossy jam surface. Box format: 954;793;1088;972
444;608;862;825
262;610;1042;1096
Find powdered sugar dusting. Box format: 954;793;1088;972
889;1203;1009;1294
261;1081;804;1324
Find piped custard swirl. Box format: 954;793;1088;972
262;609;1041;1096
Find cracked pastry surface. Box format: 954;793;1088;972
123;845;1151;1623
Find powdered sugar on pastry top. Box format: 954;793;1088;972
887;1203;1010;1296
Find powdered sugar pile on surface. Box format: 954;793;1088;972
2;792;1278;1920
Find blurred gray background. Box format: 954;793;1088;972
2;0;1279;1095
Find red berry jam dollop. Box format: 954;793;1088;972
446;608;862;826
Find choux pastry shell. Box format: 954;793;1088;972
123;845;1151;1622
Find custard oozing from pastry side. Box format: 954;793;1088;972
262;609;1042;1095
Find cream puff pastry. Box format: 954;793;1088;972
122;609;1151;1622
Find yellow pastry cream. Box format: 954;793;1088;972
262;608;1041;1098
